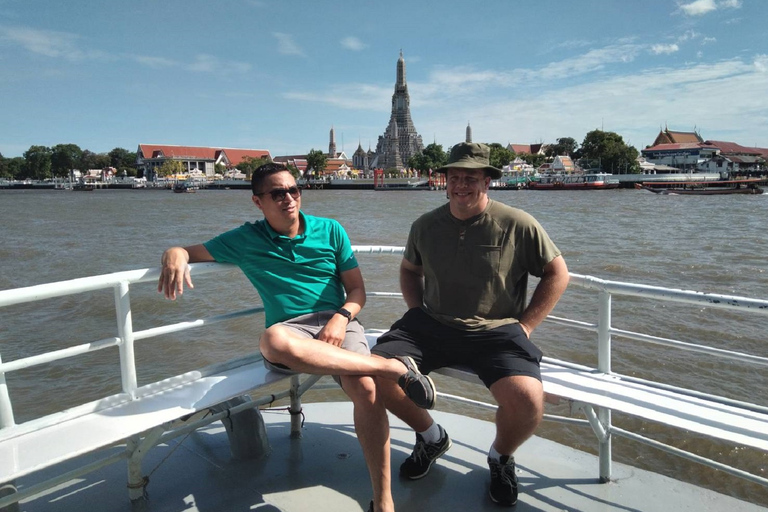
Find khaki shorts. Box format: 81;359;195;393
262;310;369;384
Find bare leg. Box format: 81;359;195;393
341;375;394;512
489;375;544;454
375;375;434;433
260;325;408;381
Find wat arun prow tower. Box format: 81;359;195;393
374;51;424;170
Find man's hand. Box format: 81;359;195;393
158;247;193;300
316;314;348;347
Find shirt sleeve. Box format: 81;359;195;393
332;220;359;273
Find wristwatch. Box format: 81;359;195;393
336;307;353;323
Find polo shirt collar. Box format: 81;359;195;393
264;211;308;241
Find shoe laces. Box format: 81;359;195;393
490;459;517;487
410;437;429;463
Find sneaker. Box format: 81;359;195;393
488;455;518;507
400;425;452;479
396;356;436;409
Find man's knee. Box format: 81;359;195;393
342;375;377;405
259;325;293;360
492;376;544;413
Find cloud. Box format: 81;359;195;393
283;83;392;111
0;25;105;61
528;43;642;81
341;36;367;51
273;32;305;57
651;43;680;55
679;0;741;16
679;0;717;16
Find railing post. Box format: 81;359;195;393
597;289;613;481
114;281;138;398
0;353;14;429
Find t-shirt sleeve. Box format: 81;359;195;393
403;222;422;267
520;216;561;277
203;224;249;264
332;220;359;273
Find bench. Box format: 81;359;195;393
0;354;322;510
365;330;768;486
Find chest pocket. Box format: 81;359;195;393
467;244;501;278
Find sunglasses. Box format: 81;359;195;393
258;186;302;202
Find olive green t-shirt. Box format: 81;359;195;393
404;199;561;330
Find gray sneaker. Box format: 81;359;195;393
396;356;436;409
488;455;518;506
400;425;452;479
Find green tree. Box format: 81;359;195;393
6;157;25;179
408;142;448;173
23;145;53;180
79;150;110;171
51;144;83;178
306;149;327;176
236;155;271;179
0;152;8;179
521;153;546;168
579;130;639;174
157;159;185;177
108;147;137;173
545;137;579;157
486;143;515;170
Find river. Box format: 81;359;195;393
1;187;767;506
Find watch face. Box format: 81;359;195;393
338;308;352;321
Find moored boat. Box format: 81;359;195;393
528;173;619;190
635;178;764;195
172;181;199;193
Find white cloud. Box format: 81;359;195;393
0;26;105;61
679;0;741;16
755;55;768;73
679;0;717;16
527;43;642;82
341;36;367;51
273;32;305;57
651;43;680;55
702;37;717;45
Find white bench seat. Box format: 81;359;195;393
0;357;291;486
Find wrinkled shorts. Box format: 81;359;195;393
370;307;542;387
262;310;369;385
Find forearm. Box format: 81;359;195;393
519;256;569;334
400;267;424;309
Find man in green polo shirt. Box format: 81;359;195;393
372;143;570;507
158;162;435;512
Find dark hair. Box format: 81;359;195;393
251;162;289;195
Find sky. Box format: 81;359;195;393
1;0;767;159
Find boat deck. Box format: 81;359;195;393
14;403;766;512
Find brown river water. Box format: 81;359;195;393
1;187;767;506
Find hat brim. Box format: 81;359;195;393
436;162;502;179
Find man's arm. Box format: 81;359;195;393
158;244;215;300
518;255;569;337
399;258;425;309
317;266;366;347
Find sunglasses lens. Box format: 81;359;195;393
270;187;301;201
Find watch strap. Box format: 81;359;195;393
336;307;353;322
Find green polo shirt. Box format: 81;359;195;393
405;199;561;330
204;212;358;327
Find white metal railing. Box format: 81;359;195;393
1;246;768;489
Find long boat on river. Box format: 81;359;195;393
528;173;620;190
1;246;767;511
634;178;764;195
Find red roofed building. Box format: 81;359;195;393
136;144;271;179
641;137;767;175
651;128;704;146
507;143;545;155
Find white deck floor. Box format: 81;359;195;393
14;402;768;512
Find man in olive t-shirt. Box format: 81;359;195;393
372;143;569;507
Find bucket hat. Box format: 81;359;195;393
436;142;502;179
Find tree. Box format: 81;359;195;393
23;145;53;180
108;147;137;174
487;143;515;170
0;152;8;179
407;143;448;173
157;159;185;178
306;149;327;176
579;130;639;174
51;144;83;178
236;155;271;179
78;150;110;172
6;157;25;179
545;137;579;158
520;152;546;168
